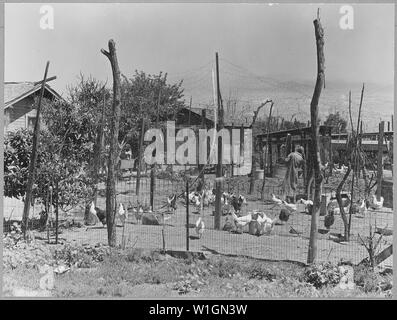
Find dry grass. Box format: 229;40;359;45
3;246;391;298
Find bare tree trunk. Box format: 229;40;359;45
249;99;272;194
307;16;325;264
101;40;121;247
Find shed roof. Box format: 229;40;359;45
256;125;334;139
4;82;62;109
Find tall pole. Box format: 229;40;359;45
136;118;145;195
22;61;50;237
150;82;162;210
101;39;122;247
55;180;59;244
307;14;325;264
214;52;224;230
197;109;207;191
377;121;385;201
188;96;192;126
186;179;190;251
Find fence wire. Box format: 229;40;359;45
3;166;393;266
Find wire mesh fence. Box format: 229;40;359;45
3;166;393;266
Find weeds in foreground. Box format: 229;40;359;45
3;241;392;298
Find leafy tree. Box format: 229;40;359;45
324;112;347;133
4;72;186;213
120;71;186;157
4;129;93;212
42;75;111;167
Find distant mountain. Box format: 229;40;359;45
178;73;393;132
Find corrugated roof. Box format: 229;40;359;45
4;82;62;109
190;106;251;127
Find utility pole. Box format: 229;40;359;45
214;52;224;230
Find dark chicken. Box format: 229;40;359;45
324;209;335;230
230;195;247;214
279;208;291;222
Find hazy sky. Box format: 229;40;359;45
5;3;394;97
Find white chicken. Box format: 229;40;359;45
251;211;275;235
271;194;283;205
281;200;297;213
231;211;252;228
89;201;97;218
89;201;106;226
352;199;367;215
297;198;313;206
370;194;384;210
256;212;274;225
118;203;126;225
167;194;177;212
202;189;215;206
270;194;297;213
195;217;205;238
222;192;230;206
187;192;201;207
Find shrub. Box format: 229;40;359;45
303;262;341;289
353;264;380;293
125;248;161;263
247;264;276;281
53;243;110;268
208;259;243;278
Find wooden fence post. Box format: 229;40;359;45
186;179;190;251
307;14;325;264
101;39;122;247
136;118;145;196
214;52;224;230
55;180;59;244
22;61;50;237
376;121;385;201
150;167;155;210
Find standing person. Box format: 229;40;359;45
282;145;305;202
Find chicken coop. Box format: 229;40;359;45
255;125;333;181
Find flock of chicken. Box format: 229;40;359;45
323;194;384;230
269;192;385;233
86;185;385;240
182;190;249;238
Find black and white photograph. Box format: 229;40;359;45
2;2;394;299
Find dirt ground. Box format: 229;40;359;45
4;173;394;266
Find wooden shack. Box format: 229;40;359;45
256;125;333;179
